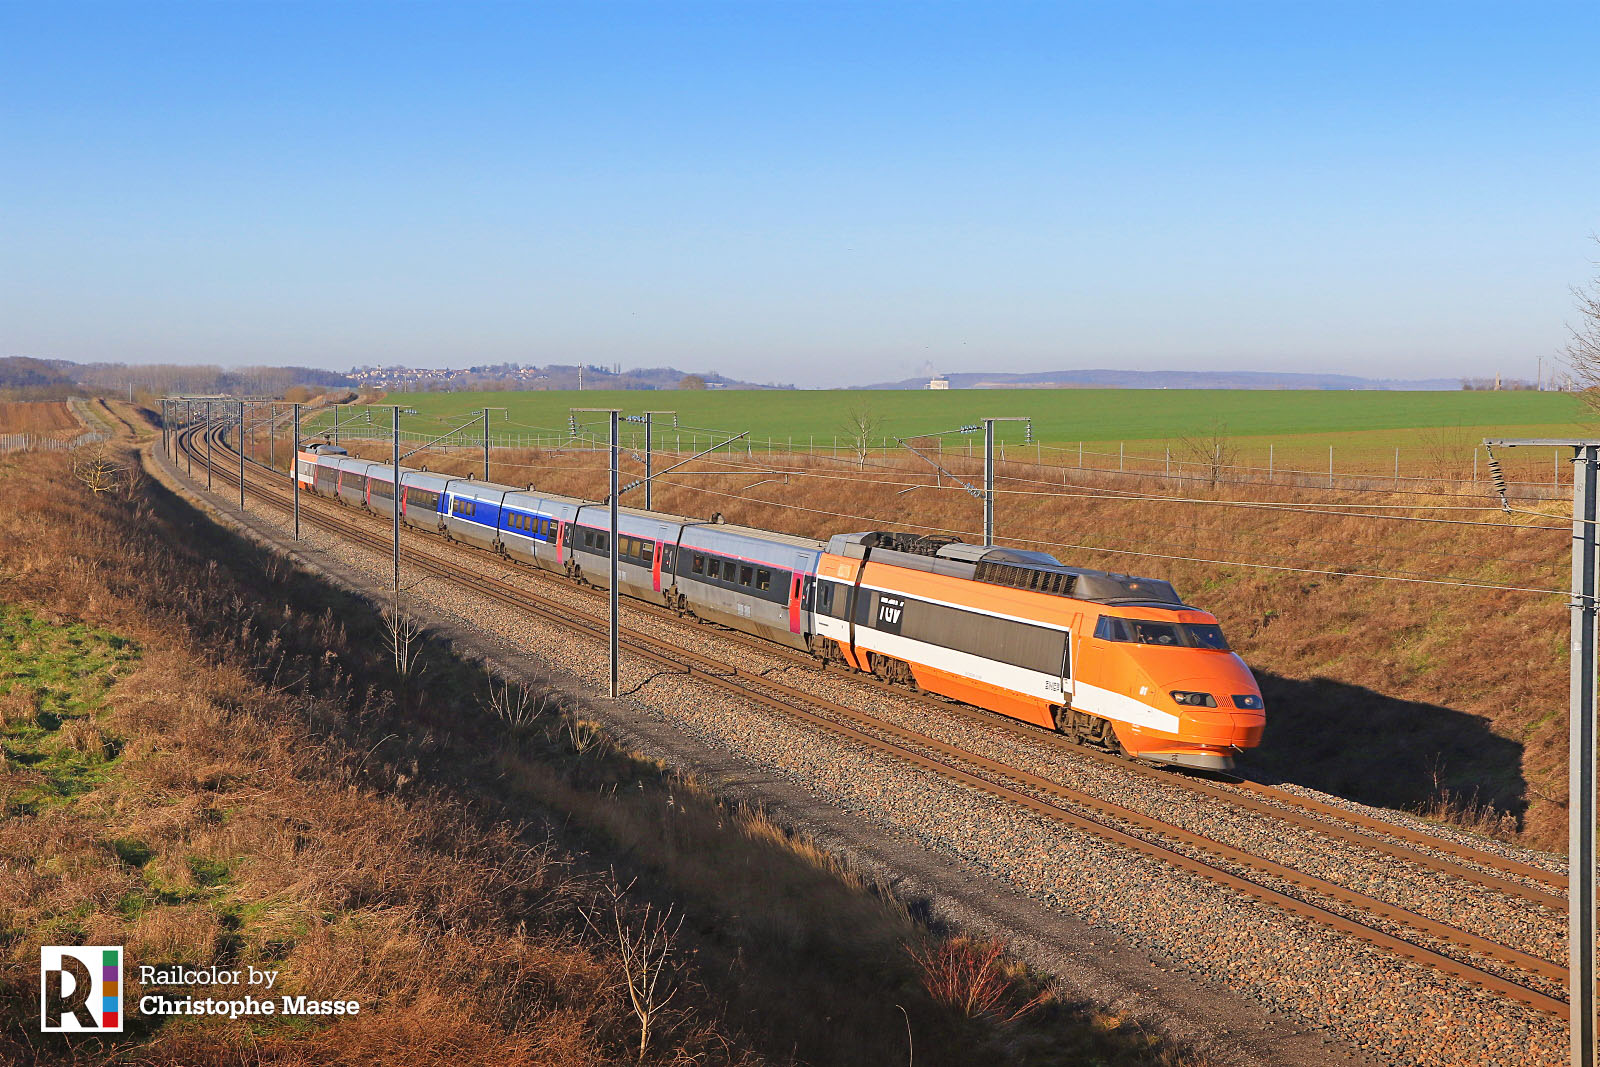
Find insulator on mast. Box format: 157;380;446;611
1484;442;1512;513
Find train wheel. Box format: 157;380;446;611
1052;706;1074;736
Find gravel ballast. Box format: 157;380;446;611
164;456;1568;1067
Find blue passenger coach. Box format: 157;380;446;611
301;445;828;653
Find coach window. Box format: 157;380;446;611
739;566;753;587
642;542;655;565
707;559;721;579
755;568;770;591
692;554;705;574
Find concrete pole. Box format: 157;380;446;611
292;403;301;541
983;419;995;546
1572;444;1598;1067
609;411;620;699
238;400;246;511
483;408;490;481
393;406;402;612
644;412;653;511
206;402;213;490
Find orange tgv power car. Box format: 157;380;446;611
812;532;1265;770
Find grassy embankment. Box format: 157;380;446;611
325;429;1574;852
0;429;1200;1065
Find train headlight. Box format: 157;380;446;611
1232;694;1262;710
1170;690;1217;708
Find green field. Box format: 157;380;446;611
307;387;1587;452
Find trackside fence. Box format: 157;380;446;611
299;426;1572;503
0;432;109;454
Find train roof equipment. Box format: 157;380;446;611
826;531;1184;607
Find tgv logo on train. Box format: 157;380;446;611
299;444;1265;770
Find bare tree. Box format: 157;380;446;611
382;604;425;681
1570;243;1600;415
584;878;685;1061
71;442;126;494
1178;418;1238;489
840;403;883;470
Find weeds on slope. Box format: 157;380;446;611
0;444;1209;1066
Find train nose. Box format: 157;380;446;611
1165;673;1265;748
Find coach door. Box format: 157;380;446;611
1058;630;1073;702
653;525;668;592
789;553;809;633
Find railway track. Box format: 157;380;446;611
172;421;1571;1020
247;427;1567;911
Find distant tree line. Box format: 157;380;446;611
0;357;352;400
1458;378;1548;391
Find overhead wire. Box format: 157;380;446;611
643;476;1571;598
329;437;1571;583
345;439;1571;537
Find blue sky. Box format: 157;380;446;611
1;2;1595;387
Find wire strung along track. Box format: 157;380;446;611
179;423;1569;1019
224;424;1568;912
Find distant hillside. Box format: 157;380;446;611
1;357;353;397
865;369;1462;390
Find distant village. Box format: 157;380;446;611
345;362;781;392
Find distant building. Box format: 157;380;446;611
926;375;950;390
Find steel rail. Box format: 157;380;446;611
179;424;1570;1018
262;433;1568;906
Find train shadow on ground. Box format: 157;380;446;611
1241;672;1528;826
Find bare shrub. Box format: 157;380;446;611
71;442;126;494
480;675;556;730
1178;418;1237;489
584;878;686;1062
840;403;883;471
382;603;425;681
906;936;1049;1024
562;715;606;756
1569;238;1600;415
1416;759;1520;840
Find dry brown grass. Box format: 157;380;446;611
333;438;1570;850
0;443;1213;1066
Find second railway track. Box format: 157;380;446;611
172;421;1571;1020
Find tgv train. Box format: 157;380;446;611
299;444;1265;770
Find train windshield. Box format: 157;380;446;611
1095;616;1230;650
